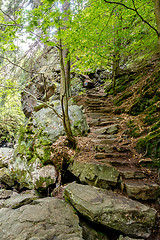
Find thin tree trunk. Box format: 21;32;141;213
112;10;121;95
112;54;120;95
59;0;76;146
59;39;75;146
154;0;160;51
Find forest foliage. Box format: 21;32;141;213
0;0;160;145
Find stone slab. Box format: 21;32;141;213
64;183;156;239
68;161;119;187
0;197;83;240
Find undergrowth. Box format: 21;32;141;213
105;58;160;166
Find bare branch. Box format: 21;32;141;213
0;23;21;27
103;0;158;35
0;55;37;74
22;89;63;120
0;82;63;120
0;8;20;26
131;0;158;35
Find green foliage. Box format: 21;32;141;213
0;80;25;145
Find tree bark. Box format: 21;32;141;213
62;0;71;97
112;54;120;95
154;0;160;51
59;0;76;146
112;10;121;95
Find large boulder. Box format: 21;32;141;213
64;183;156;239
32;100;89;141
68;161;119;188
21;72;57;118
0;197;83;240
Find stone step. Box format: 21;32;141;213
95;144;114;153
86;113;112;118
94;144;132;154
87;106;107;111
98;158;136;167
91;139;116;145
116;166;147;179
86;103;105;107
68;161;119;188
122;179;160;201
85;99;105;104
93;124;119;135
88;107;113;113
86;93;107;99
88;120;118;127
97;134;117;139
95;152;128;159
114;146;132;153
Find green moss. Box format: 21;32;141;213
136;129;160;165
42;147;51;164
151;121;160;131
114;91;133;106
127;120;141;138
143;105;159;125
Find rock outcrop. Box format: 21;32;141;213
64;182;156;239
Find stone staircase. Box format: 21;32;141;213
84;88;160;201
67;87;160;239
70;88;160;202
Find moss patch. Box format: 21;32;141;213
126;120;141;138
114;92;133;106
136;129;160;165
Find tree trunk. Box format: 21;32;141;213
112;54;120;95
112;10;121;95
59;0;76;147
59;39;76;146
62;0;71;97
154;0;160;51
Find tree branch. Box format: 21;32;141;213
23;89;63;120
0;8;20;26
23;89;62;120
98;5;117;41
0;55;37;74
0;23;21;27
103;0;158;35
